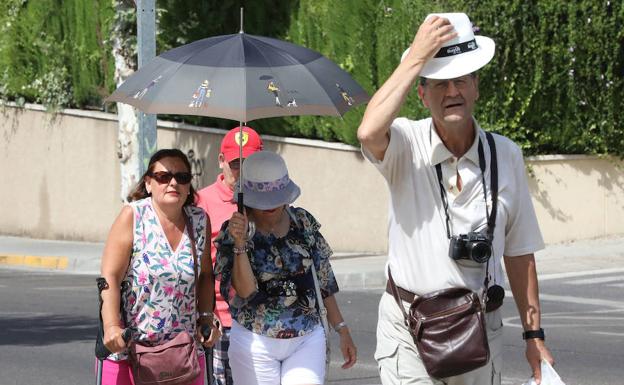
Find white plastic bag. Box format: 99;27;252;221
522;359;566;385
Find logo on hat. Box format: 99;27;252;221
235;132;249;147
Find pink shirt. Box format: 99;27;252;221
196;174;236;327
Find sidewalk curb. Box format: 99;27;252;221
0;254;69;270
2;235;624;291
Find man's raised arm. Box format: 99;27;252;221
357;16;456;161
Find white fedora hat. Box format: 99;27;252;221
234;151;301;210
401;13;495;79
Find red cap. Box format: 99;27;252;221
220;126;263;162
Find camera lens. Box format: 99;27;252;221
469;241;492;263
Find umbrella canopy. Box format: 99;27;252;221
107;33;369;122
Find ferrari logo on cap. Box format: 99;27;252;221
235;132;249;147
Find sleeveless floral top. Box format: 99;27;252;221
215;207;339;339
109;197;207;361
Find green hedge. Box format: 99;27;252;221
287;0;624;156
0;0;114;109
1;1;622;156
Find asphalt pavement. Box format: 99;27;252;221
1;234;624;289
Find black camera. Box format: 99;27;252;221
449;231;492;264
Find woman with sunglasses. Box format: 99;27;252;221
214;151;357;385
98;149;221;385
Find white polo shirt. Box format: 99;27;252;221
362;117;544;294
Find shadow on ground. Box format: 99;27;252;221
0;314;97;346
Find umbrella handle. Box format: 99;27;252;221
237;192;244;213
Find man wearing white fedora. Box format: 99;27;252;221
358;12;554;385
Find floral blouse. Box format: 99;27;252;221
109;197;207;360
214;207;339;339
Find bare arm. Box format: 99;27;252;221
324;294;357;369
505;254;554;384
100;206;134;353
197;218;215;315
357;16;457;160
228;211;257;298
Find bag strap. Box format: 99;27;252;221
285;208;330;332
286;207;331;364
183;211;200;316
387;268;411;327
311;263;331;338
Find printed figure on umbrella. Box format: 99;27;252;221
189;80;212;108
267;81;282;107
336;83;355;106
133;75;162;100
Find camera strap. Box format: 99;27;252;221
434;131;498;240
479;132;498;239
434;131;499;297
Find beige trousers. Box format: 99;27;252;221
375;292;503;385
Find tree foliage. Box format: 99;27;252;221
0;0;114;109
1;1;622;156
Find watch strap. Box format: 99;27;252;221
522;328;545;340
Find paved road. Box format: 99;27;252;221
1;267;623;385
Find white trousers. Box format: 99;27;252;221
229;321;326;385
375;292;504;385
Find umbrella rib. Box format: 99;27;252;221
245;37;342;116
137;51;202;112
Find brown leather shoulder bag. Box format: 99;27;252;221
388;271;489;378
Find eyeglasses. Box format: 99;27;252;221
228;159;242;170
148;171;193;184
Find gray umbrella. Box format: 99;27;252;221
107;33;369;122
107;31;369;211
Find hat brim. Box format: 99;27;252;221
234;181;301;210
420;36;495;79
223;148;256;162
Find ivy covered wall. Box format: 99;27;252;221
1;0;622;156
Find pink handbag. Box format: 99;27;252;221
128;330;200;385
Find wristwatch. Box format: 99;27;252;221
522;328;545;340
333;321;348;333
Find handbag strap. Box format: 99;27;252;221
311;263;331;338
286;207;332;342
286;208;330;329
183;211;200;315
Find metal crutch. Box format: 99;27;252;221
95;278;130;385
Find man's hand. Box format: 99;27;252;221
404;16;457;65
526;338;555;384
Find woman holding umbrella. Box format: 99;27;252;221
99;149;221;385
215;151;357;385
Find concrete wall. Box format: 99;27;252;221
1;104;623;252
527;155;624;243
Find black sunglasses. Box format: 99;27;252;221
148;171;193;185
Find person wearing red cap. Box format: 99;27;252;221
196;126;263;385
